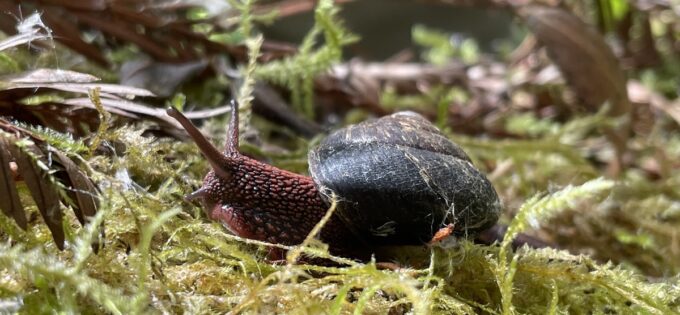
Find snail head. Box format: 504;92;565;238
166;101;242;207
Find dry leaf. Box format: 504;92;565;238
120;58;208;97
0;69;155;97
518;5;632;170
518;5;631;117
0;121;100;249
9;139;65;249
0;137;27;229
52;150;98;225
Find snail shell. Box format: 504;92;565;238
309;111;502;246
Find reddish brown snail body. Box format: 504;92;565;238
167;101;501;259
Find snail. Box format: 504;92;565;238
167;101;502;259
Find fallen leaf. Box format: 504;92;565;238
0;136;27;229
518;5;631;117
52;150;98;226
9;140;65;249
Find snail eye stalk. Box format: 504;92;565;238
166;107;232;180
224;100;240;156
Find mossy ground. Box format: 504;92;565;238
1;108;678;314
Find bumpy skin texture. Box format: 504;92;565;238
169;103;501;260
167;103;359;257
199;155;353;248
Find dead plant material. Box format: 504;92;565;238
517;5;632;172
517;5;630;117
0;119;99;249
0;1;297;67
0;68;164;136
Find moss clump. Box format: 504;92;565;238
2;129;678;313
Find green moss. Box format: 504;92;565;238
3;144;678;313
254;0;358;118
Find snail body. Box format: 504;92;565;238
167;101;501;258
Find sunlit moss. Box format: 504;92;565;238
1;131;679;313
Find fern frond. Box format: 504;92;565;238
254;0;358;118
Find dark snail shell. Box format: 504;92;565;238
309;111;501;246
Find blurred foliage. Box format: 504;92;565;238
412;25;480;65
254;0;358;118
